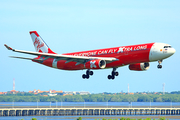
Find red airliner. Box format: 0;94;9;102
5;31;176;80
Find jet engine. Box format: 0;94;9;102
129;62;150;71
84;59;106;69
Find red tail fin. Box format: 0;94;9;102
29;31;56;54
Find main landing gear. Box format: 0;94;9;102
108;68;119;80
82;69;93;79
157;60;163;69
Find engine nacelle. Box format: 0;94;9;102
84;59;106;69
129;62;150;71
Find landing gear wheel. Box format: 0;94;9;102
157;60;163;69
82;74;86;79
83;70;93;79
108;75;112;80
108;68;119;80
115;72;119;76
89;71;93;76
157;65;162;69
86;75;90;79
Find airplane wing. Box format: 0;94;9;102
5;44;118;65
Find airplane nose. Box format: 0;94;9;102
170;48;176;54
172;48;176;54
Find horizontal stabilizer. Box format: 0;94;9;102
9;56;43;61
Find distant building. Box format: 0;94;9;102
0;92;7;95
9;90;18;94
28;89;63;95
48;93;57;96
64;91;90;95
76;91;90;95
64;91;76;95
3;89;90;96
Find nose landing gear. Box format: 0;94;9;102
82;69;93;79
108;68;119;80
157;60;163;69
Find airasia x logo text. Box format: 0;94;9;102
90;61;96;68
34;37;44;51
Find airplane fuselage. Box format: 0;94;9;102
35;42;175;70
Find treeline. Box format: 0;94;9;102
0;94;180;102
171;91;180;94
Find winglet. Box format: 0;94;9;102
4;44;14;51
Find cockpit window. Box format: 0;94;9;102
164;46;172;48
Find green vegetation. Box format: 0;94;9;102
0;93;180;102
77;117;82;120
31;118;37;120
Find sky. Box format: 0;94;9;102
0;0;180;93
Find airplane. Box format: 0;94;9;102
4;31;176;80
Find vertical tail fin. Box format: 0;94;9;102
29;31;55;54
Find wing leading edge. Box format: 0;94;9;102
4;44;118;65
